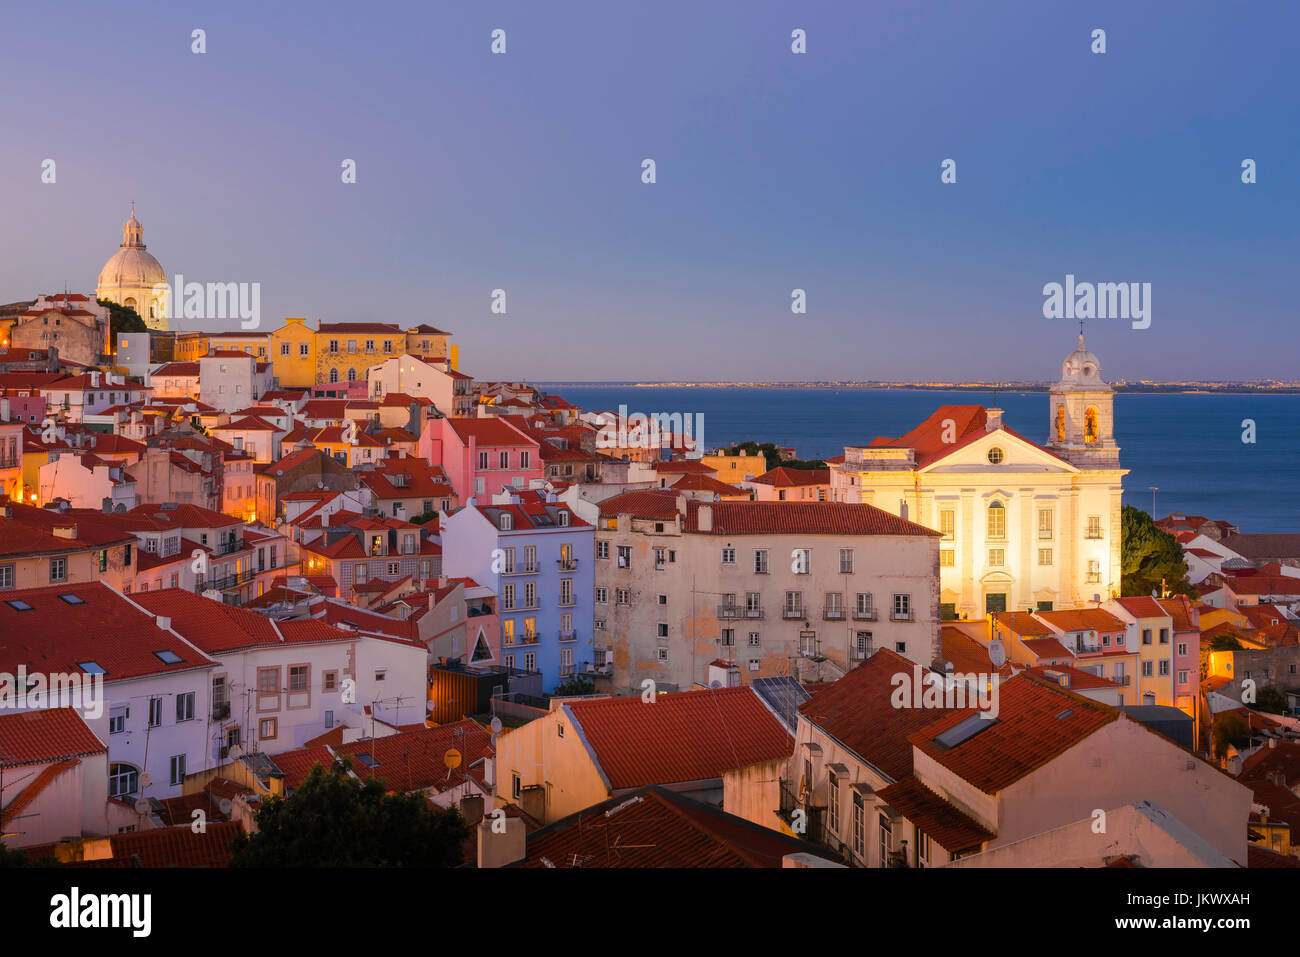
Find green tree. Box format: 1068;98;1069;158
229;758;470;867
98;298;148;341
1212;712;1251;761
724;440;826;473
1255;685;1289;715
550;676;595;697
1209;634;1244;652
1121;505;1194;598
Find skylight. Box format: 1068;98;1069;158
154;650;183;665
58;593;86;605
5;600;32;611
77;661;107;675
933;713;997;750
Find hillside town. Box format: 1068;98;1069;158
0;212;1297;871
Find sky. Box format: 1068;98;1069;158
2;0;1295;382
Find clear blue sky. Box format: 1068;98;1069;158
2;0;1295;382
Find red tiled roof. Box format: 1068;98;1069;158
798;649;957;779
514;786;834;868
1248;844;1300;868
446;417;537;448
1025;664;1119;690
876;777;995;852
1035;608;1127;633
938;626;1013;676
684;500;939;537
1019;637;1074;660
0;583;216;682
671;473;747;495
565;687;792;789
750;467;830;487
1113;596;1169;619
0;708;105;767
909;674;1119;794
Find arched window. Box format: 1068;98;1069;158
1055;405;1065;442
1084;407;1099;444
347;367;357;382
109;763;139;798
987;501;1005;539
329;367;339;384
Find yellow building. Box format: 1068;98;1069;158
269;318;317;387
266;319;456;388
699;450;764;485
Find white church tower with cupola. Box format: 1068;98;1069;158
1045;334;1121;470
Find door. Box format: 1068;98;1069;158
985;593;1007;614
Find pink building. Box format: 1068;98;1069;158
419;417;542;502
748;466;832;502
1160;594;1201;715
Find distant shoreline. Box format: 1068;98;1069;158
534;382;1300;395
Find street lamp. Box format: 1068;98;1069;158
1149;486;1159;518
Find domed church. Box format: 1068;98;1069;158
96;207;168;331
831;336;1127;617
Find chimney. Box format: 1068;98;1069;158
156;616;172;630
675;494;687;517
697;504;712;532
322;510;329;528
438;575;448;589
985;408;1003;431
477;816;526;868
52;523;78;540
0;397;8;422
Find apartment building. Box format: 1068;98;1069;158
594;491;941;693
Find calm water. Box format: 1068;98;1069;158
539;386;1300;533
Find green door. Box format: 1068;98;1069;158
985;593;1007;614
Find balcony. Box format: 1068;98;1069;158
1114;675;1132;686
778;780;826;846
556;558;579;570
743;606;764;619
823;606;845;621
853;608;877;621
558;664;576;678
559;630;577;642
783;608;805;620
891;610;914;622
718;605;740;619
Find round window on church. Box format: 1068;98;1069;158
987;447;1004;465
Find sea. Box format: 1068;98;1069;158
536;386;1300;534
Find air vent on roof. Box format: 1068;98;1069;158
1055;708;1074;720
933;713;997;750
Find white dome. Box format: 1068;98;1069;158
98;246;166;291
1057;335;1106;387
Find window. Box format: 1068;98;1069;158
478;451;489;470
989;548;1005;566
855;593;874;619
596;541;609;560
323;671;338;692
654;547;666;570
109;707;127;734
1038;548;1052;566
329;367;339;383
721;547;736;565
1142;629;1152;645
828;772;840;835
524;652;537;670
792;548;810;574
520;451;530;469
748;632;761;646
878;813;893;868
892;594;911;621
916;829;931;868
852;792;865;858
987;501;1005;539
299;343;310;356
499;451;510;469
595;586;607;603
170;754;186;787
260;718;278;740
1177;642;1188;657
824;592;843;618
839;548;854;574
754;549;769;574
50;557;67;583
940;549;955;567
258;668;279;694
288;665;309;692
855;631;873;658
281;343;290;356
616;588;629;605
502;583;516;610
1086;515;1103;539
1178;670;1189;684
784;591;803;618
109;763;139;798
1087;559;1101;583
560;578;573;606
1158;660;1170;677
0;564;13;590
720;628;734;646
1038;508;1054;540
148;697;163;728
986;447;1004;465
499;513;513;531
387;562;399;575
1159;628;1169;644
617;546;631;568
524;581;536;607
175;692;195;722
939;509;954;539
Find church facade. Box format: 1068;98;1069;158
830;337;1127;619
97;208;168;331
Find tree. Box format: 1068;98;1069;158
98;298;148;340
1211;712;1251;761
724;440;826;473
229;758;470;867
1255;685;1289;715
1121;505;1194;598
549;676;595;697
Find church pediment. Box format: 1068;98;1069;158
920;426;1078;475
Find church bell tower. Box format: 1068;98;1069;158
1045;334;1121;469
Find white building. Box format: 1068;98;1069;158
832;336;1127;618
199;351;274;414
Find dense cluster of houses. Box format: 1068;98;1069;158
1;314;1298;868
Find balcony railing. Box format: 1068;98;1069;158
195;569;256;593
823;607;845;620
559;630;577;642
891;610;914;622
783;608;804;620
743;607;764;619
853;608;877;621
558;664;575;677
1114;675;1132;686
718;605;740;619
556;558;579;570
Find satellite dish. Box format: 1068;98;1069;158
490;717;502;735
218;798;233;816
426;698;437;710
133;798;151;815
443;748;462;770
988;640;1007;669
139;772;152;788
228;744;243;760
709;680;722;689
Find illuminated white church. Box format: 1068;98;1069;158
831;336;1127;617
96;207;168;330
